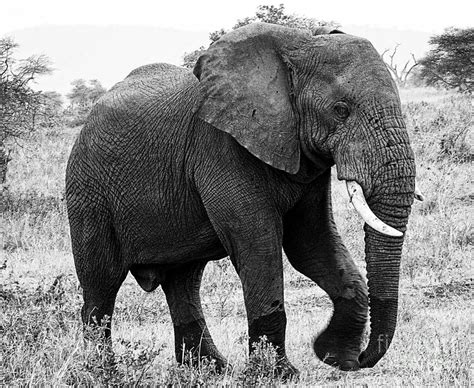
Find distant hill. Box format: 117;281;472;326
4;24;431;98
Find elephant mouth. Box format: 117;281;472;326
345;180;423;237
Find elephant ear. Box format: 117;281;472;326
193;23;309;174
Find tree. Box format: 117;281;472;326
381;44;418;87
182;4;339;68
0;37;53;185
39;91;64;128
65;79;106;126
67;79;106;109
417;27;474;93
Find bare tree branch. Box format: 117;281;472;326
382;44;418;86
403;54;419;81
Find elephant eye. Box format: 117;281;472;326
333;102;350;121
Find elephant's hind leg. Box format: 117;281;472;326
162;260;228;371
68;197;127;355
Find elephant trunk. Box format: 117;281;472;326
359;161;414;368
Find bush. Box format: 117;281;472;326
240;337;279;386
2;189;68;252
403;95;473;163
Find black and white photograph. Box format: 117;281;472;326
1;0;472;385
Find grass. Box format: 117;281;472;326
1;87;472;386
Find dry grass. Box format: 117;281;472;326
1;87;472;386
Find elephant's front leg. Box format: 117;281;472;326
227;227;297;378
161;261;228;370
283;170;368;371
235;242;287;354
202;201;297;377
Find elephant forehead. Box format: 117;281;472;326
301;34;383;72
332;64;396;98
299;36;397;99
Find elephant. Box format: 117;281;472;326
66;22;420;376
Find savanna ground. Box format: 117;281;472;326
1;87;472;386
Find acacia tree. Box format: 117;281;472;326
417;27;473;92
0;37;53;185
65;79;106;126
182;4;339;68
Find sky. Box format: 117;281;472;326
3;0;472;36
2;0;472;96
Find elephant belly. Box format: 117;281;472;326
129;225;225;292
124;213;227;266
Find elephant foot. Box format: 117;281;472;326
82;325;116;368
174;319;230;373
313;296;366;371
207;355;231;374
276;357;300;381
177;342;230;374
313;329;361;371
178;350;230;373
82;337;118;379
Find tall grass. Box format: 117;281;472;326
1;87;472;386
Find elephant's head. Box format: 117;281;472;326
193;22;417;368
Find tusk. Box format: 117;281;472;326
346;181;403;237
414;184;424;202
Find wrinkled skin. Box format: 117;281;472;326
66;23;416;376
